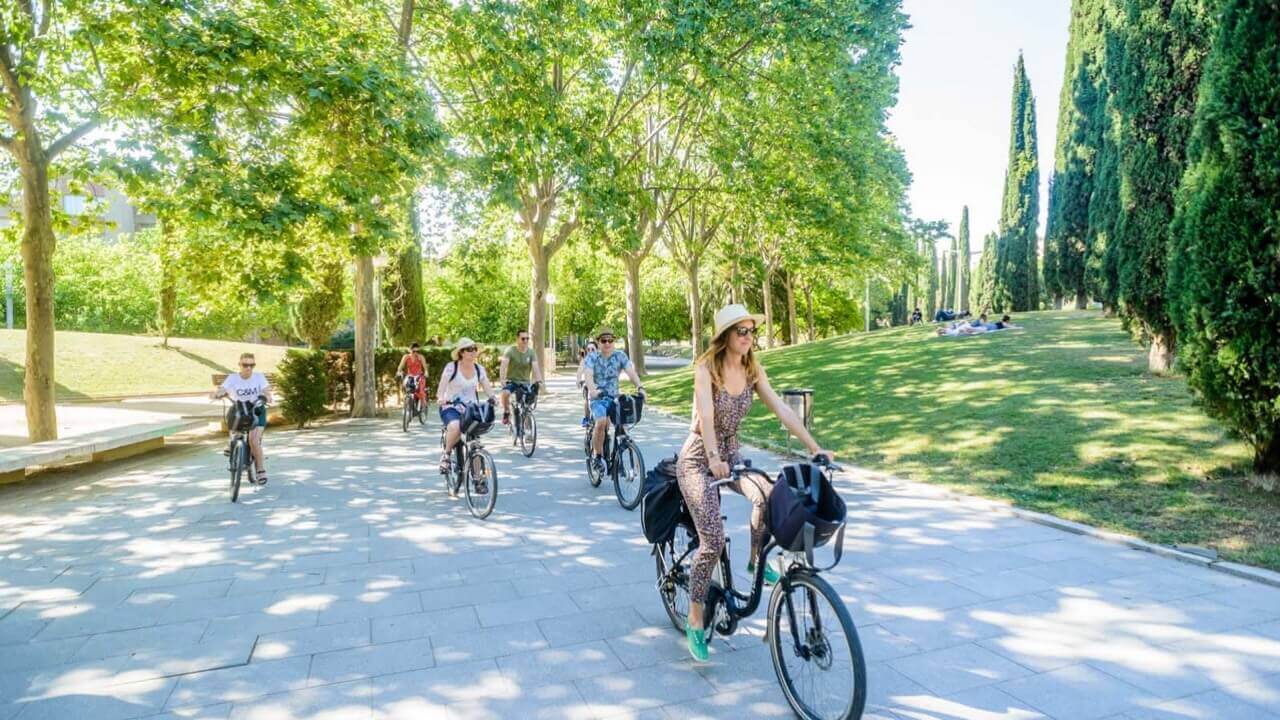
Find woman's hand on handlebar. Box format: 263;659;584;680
709;458;730;479
812;449;836;467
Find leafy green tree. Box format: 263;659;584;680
276;349;330;428
1107;0;1214;373
995;54;1041;312
1169;0;1280;482
293;252;347;350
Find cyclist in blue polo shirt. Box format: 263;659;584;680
582;327;644;478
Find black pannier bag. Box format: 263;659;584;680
767;463;847;569
226;400;257;433
641;455;687;544
460;402;496;436
616;393;645;425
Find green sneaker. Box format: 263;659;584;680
749;562;781;586
686;626;709;663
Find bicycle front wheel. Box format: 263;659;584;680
402;400;412;433
613;440;645;510
229;439;245;503
768;571;867;720
584;427;603;487
519;409;537;457
464;449;497;519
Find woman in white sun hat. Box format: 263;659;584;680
677;304;833;662
435;337;495;478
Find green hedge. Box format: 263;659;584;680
276;349;329;428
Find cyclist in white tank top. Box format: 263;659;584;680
435;338;495;477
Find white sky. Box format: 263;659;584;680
887;0;1071;261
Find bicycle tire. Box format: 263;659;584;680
402;398;412;433
229;438;244;503
767;571;867;720
655;522;697;631
613;440;645;510
519;408;536;457
464;448;497;519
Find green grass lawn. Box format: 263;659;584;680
0;330;291;401
645;310;1280;571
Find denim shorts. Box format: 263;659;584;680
590;397;616;421
439;405;463;427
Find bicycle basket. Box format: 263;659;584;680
768;464;846;560
617;393;644;425
226;400;257;433
641;455;687;544
460;402;496;436
515;384;538;406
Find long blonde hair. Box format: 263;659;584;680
696;326;761;393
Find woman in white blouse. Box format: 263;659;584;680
436;337;496;477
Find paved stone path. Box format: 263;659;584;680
1;376;1278;720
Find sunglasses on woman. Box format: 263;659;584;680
733;325;757;337
462;347;477;353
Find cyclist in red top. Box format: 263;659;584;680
396;342;429;406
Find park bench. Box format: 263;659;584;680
0;417;209;484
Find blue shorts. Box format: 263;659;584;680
439;406;463;427
590;398;616;421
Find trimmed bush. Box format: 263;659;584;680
276;349;330;428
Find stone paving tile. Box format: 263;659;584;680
495;639;625;686
998;664;1151;720
372;606;478;645
949;569;1058;601
536;607;649;648
308;636;435;686
198;611;320;648
226;680;373;720
656;682;798;720
569;581;654;612
9;676;178;720
576;659;716;717
875;581;988;612
418;581;517;613
889;643;1037;696
890;684;1048;718
429;621;549;666
166;656;312;710
473;591;577;628
0;636;86;673
139;702;234;719
1123;688;1280;719
73;620;209;663
316;592;423;627
252;619;371;662
227;570;326;596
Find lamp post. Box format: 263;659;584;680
545;292;557;371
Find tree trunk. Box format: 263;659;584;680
802;282;815;342
762;269;775;349
1053;295;1063;310
623;253;646;376
1253;437;1279;491
527;241;550;369
1148;329;1175;375
784;271;798;345
19;154;58;442
686;256;703;357
1075;290;1087;310
158;220;177;348
352;254;378;417
731;255;742;304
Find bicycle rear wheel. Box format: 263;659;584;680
464;448;497;519
655;522;697;631
229;439;245;503
767;571;867;720
613;439;645;510
518;409;536;457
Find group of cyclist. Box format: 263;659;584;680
216;303;833;668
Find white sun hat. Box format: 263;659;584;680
712;304;766;339
451;337;481;361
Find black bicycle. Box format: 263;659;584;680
507;382;539;457
652;457;866;720
224;398;265;503
400;374;428;432
439;401;498;519
584;392;646;510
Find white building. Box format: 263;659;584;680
0;180;155;240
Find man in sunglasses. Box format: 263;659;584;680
582;327;645;478
211;352;273;485
498;329;543;425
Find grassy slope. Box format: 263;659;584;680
0;330;290;401
645;310;1279;571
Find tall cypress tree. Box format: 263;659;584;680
956;206;971;312
1108;0;1214;372
996;54;1041;311
972;231;999;313
1048;0;1108;310
939;243;951;312
926;239;940;318
1170;0;1280;480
